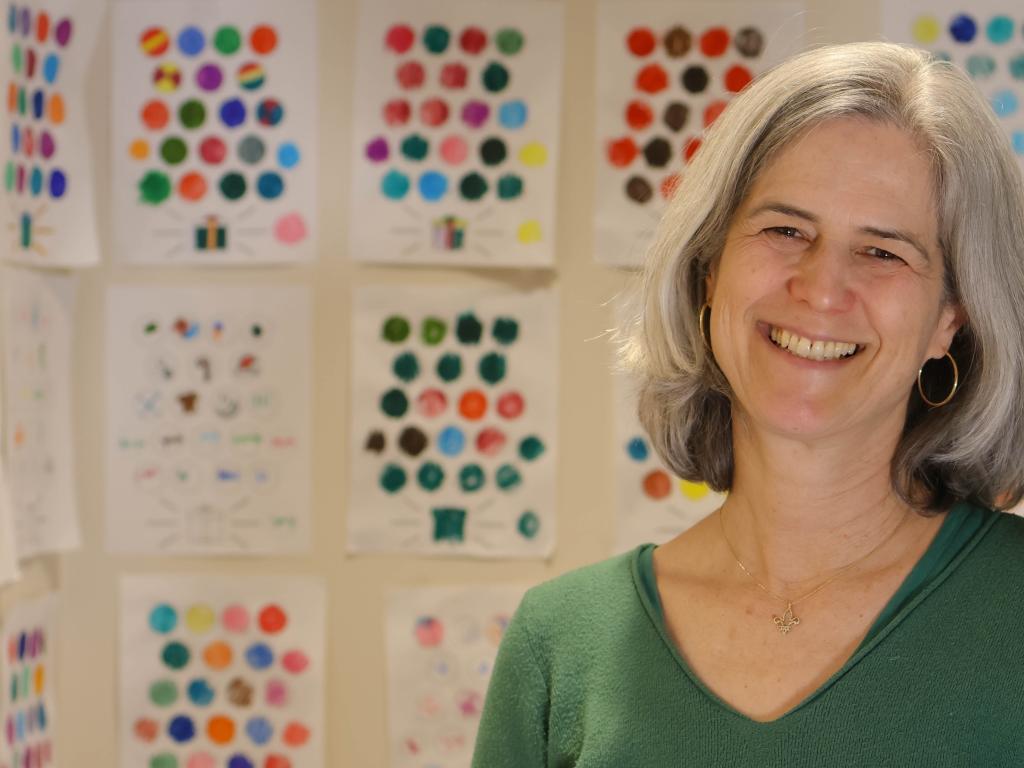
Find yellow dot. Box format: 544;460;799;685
517;220;542;244
130;139;150;160
185;604;216;634
679;479;709;501
518;142;548;167
33;664;44;695
912;16;940;44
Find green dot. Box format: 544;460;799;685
214;26;242;54
459;464;485;492
436;353;462;382
11;44;21;73
460;172;488;201
149;680;178;707
422;317;447;345
4;161;14;192
161;641;190;670
17;87;25;115
496;28;525;54
518;511;540;539
219;172;246;200
456;312;483;344
150;754;179;768
478;352;506;384
383;316;411;342
492;317;519;344
139;171;172;205
423;25;450;53
393;352;420;382
179;100;206;129
401;134;429;161
482;62;510;92
418;461;445;491
160;137;187;165
497;174;523;200
380;464;407;493
519;436;545;461
381;388;409;418
496;464;522;491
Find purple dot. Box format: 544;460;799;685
54;18;72;47
366;136;389;162
39;131;55;159
19;9;29;36
461;100;490;128
196;63;223;91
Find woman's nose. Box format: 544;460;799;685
787;241;856;313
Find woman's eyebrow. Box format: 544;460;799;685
746;201;818;222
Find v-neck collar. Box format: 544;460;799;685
631;502;1000;726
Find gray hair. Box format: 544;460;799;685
621;42;1024;511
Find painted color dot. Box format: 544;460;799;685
480;137;507;166
497;174;523;199
420;98;449;126
397;61;425;89
608;137;638;167
478;352;506;383
393;351;420;381
462;100;490;128
970;54;998;79
150;680;178;707
438;426;465;456
440;135;467;165
136;718;160;741
141;27;170;56
680;479;710;500
220;172;246;200
401;133;429;160
685;137;702;162
643;469;672;499
151;754;178;768
1013;130;1024;155
460;172;487;200
278;141;300;168
142;100;170;129
417;462;445;491
256;99;283;126
149;604;178;633
187;679;215;706
519;436;545;460
380;464;406;493
399;426;428;456
417;388;448;417
178;26;204;55
992;89;1019;117
282;650;310;674
985;15;1013;43
139;170;172;204
169;715;196;742
700;26;729;56
36;13;49;42
208;715;236;744
643;137;671;167
160;137;187;164
386;24;415;53
461;26;487;53
220;98;246;127
381;388;409;417
162;641;190;670
188;754;216;768
437;353;462;381
495;464;522;490
245;643;274;670
223;605;249;632
215;26;242;54
664;102;689;131
636;64;668;94
519;142;547;167
459;390;487;419
482;62;510;92
42;53;58;83
492;318;519;344
384;99;411;126
199;136;227;164
203;642;232;669
459;464;485;492
250;25;278;54
498;99;527;130
949;14;977;42
227;757;253;768
418;171;448;201
257;605;288;634
497;391;525;418
366;136;390;163
257;171;284;199
238;62;265;90
627;436;649;461
664;25;691;56
626;100;653;130
418;317;444;345
196;63;223;91
518;511;540;538
495;28;524;54
178;171;207;201
704;100;727;127
283;723;311;747
457;312;483;343
264;754;291;768
245;716;273;745
266;679;289;706
232;135;263;165
627;27;656;56
424;25;450;53
911;15;940;43
383;316;410;341
518;220;542;243
153;63;181;92
682;66;709;93
725;65;753;93
186;605;216;633
179;99;205;128
440;62;467;89
275;212;307;244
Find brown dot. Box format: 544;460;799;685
663;26;691;57
227;677;253;707
734;27;764;57
399;426;428;456
364;431;385;453
663;102;688;132
643;137;672;168
625;176;653;204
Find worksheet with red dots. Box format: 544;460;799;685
348;286;558;558
2;0;102;266
349;0;563;267
594;1;803;266
111;0;317;264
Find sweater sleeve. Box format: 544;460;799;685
471;595;550;767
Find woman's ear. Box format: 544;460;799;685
927;302;965;360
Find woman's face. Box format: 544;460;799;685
706;117;961;440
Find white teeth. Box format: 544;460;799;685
768;326;858;361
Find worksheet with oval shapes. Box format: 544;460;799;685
386;585;526;768
111;0;316;264
594;1;803;266
105;284;311;555
350;0;563;267
349;285;558;558
120;575;325;768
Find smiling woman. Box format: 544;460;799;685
474;42;1024;766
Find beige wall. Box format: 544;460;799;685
2;0;882;764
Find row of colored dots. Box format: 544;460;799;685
140;25;277;57
145;750;295;768
367;424;543;461
149;61;267;93
626;25;764;58
136;169;284;204
7;7;72;47
912;14;1024;44
7;660;44;699
385;24;524;56
380;388;525;420
139;95;284;128
367;134;519;167
5;703;47;744
10;46;61;83
135;713;308;748
392;349;509;384
396;60;512;93
7;85;65;123
130;135;299;170
382;98;527;130
963;52;1024;80
622;99;726;132
158;640;308;674
149;676;296;709
383;313;517;345
148;603;287;634
607;135;702;169
622;173;681;205
379;459;530;494
634;62;753;95
4;163;66;198
379;169;524;202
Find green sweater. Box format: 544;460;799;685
473;504;1024;766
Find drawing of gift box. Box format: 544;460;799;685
431;215;466;250
195;215;227;251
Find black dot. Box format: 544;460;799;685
682;66;709;93
480;137;507;166
398;426;428;457
663;102;688;132
643;138;672;168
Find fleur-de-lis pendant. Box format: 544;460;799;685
772;602;800;635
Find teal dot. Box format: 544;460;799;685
417;462;445;491
424;25;450;54
419;171;448;201
149;680;178;707
497;174;524;200
149;604;178;633
1010;54;1024;80
1013;131;1024;155
459;464;485;492
482;62;510;92
380;464;407;493
518;511;540;539
498;100;527;129
277;141;300;168
991;89;1019;117
381;169;410;200
987;15;1014;43
161;641;190;670
627;437;649;461
967;54;996;79
186;678;215;706
492;317;519;344
495;464;522;490
460;172;488;201
437;426;465;456
393;352;420;382
381;388;409;417
478;352;507;384
437;353;462;381
401;134;429;161
519;436;545;461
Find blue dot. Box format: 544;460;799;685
49;169;66;199
277;141;300;168
498;100;528;129
381;169;410;200
256;171;284;199
177;26;205;55
991;89;1019;117
168;714;196;743
220;98;246;128
36;703;46;730
245;716;274;745
228;756;255;768
149;604;178;633
987;15;1014;43
15;711;23;740
29;167;42;195
42;54;59;84
949;14;977;42
245;642;274;670
627;437;649;461
418;171;448;201
10;125;19;153
437;426;465;456
1013;131;1024;155
186;678;215;707
31;90;43;119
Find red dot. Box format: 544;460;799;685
264;756;292;768
607;137;638;168
661;173;680;200
626;27;656;56
459;390;488;420
199;136;227;164
141;100;169;130
134;718;159;742
497;392;524;419
440;63;468;89
635;64;668;94
25;49;36;78
476;427;506;456
258;604;288;634
684;138;702;163
703;100;727;127
625;100;653;130
35;12;49;43
386;24;415;53
699;27;730;56
643;470;672;500
460;26;487;54
396;61;425;90
420;98;449;127
724;65;753;93
282;722;310;747
383;99;411;126
250;25;278;55
23;128;34;157
178;172;207;201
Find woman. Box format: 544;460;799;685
473;42;1024;766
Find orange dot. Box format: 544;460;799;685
607;137;638;168
33;664;44;695
459;390;487;420
660;173;680;200
282;722;310;747
643;470;672;500
258;604;287;634
635;63;668;94
203;641;233;669
141;100;169;130
250;25;278;54
129;139;149;159
207;715;235;744
35;13;49;43
48;94;65;124
684;138;702;163
703;100;727;127
134;718;159;742
264;755;292;768
7;83;16;113
178;172;208;201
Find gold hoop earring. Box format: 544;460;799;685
698;303;711;346
917;351;959;408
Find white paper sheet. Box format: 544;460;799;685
0;593;58;768
594;1;804;266
349;285;558;558
386;584;526;768
111;0;317;264
120;574;325;768
3;267;79;558
105;284;311;554
350;0;564;267
1;0;102;267
0;460;19;586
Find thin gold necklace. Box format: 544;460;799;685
718;506;911;636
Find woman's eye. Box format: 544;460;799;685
864;246;905;263
764;226;802;239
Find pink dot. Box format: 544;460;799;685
417;389;447;418
497;392;524;419
475;427;506;456
274;213;307;244
222;604;249;633
266;678;289;706
415;616;444;647
439;136;467;165
281;649;309;674
187;753;216;768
